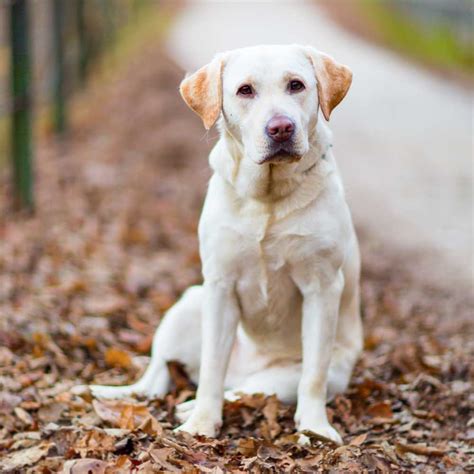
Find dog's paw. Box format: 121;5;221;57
175;392;240;424
174;399;196;423
297;422;343;445
174;410;222;437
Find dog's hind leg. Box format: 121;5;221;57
89;285;203;400
232;364;301;403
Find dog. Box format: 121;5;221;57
89;44;363;445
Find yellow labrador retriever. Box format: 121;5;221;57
90;44;363;444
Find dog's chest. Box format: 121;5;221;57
234;217;303;354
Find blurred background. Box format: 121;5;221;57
0;0;472;288
0;0;160;196
0;1;472;471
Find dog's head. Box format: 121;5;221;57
180;45;352;165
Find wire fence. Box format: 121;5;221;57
1;0;149;211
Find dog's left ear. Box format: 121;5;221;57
304;47;352;121
179;54;226;130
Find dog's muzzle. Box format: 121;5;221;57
259;114;301;165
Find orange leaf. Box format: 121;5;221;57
367;401;393;419
104;348;132;369
93;399;155;431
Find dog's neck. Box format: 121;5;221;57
209;120;335;217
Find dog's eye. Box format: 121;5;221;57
237;84;254;97
288;80;305;93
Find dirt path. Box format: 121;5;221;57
0;13;472;474
167;1;473;291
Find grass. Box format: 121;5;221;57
360;0;473;75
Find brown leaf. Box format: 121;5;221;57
0;330;25;351
350;433;368;446
92;399;154;430
367;401;393;419
152;293;176;313
237;438;259;456
111;455;134;470
0;443;52;471
167;360;193;391
135;333;153;354
262;396;281;440
396;442;446;457
84;294;128;315
0;346;14;366
104;348;132;369
14;407;34;426
354;379;385;399
38;402;67;423
149;448;181;471
137;415;163;436
257;443;284;461
74;430;116;457
62;458;109;474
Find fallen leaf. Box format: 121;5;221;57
104;348;132;369
149;448;181;471
367;401;393;419
262;396;281;440
167;360;193;391
137;414;163;436
14;407;34;426
0;443;52;471
350;433;368;446
0;347;14;366
396;442;445;457
62;458;109;474
74;430;116;457
84;294;128;315
92;399;154;430
236;438;259;457
38;402;67;423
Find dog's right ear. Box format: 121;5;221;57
179;54;226;130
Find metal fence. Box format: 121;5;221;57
1;0;146;211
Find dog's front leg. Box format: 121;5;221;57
176;281;240;437
294;270;344;445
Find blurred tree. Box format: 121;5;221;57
10;0;33;210
76;0;89;84
52;0;67;134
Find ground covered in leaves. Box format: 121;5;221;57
0;40;473;473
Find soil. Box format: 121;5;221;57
0;42;472;472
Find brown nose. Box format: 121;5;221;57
265;115;295;143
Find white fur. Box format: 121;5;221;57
89;45;363;445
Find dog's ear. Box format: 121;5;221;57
179;54;226;130
305;47;352;121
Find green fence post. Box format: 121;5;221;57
100;0;116;51
10;0;34;211
76;0;88;84
52;0;67;134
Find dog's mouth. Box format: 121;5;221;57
258;149;302;165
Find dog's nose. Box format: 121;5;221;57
265;115;295;143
